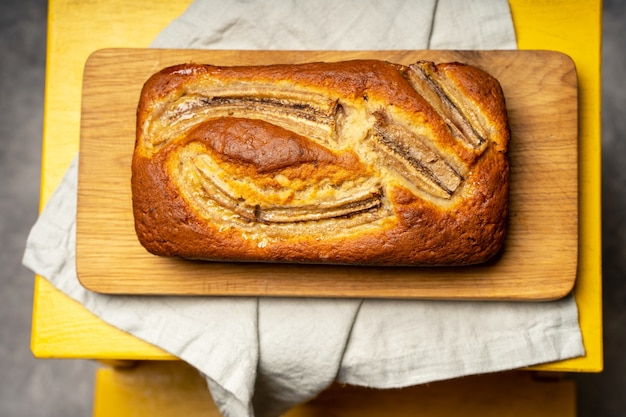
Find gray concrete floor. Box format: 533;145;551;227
0;0;624;416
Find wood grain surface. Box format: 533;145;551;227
76;48;578;300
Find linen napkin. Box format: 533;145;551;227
23;1;585;417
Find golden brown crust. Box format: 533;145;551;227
132;59;510;266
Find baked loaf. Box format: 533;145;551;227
132;59;510;266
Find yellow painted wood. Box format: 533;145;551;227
509;0;604;373
76;48;578;301
93;362;576;417
287;375;575;417
93;362;220;417
31;278;174;359
33;0;602;373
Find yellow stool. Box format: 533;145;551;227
93;362;575;417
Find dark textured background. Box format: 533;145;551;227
0;1;623;415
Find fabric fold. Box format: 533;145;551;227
252;298;362;417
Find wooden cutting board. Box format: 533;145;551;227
76;48;578;300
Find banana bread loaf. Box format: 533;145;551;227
131;59;510;266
